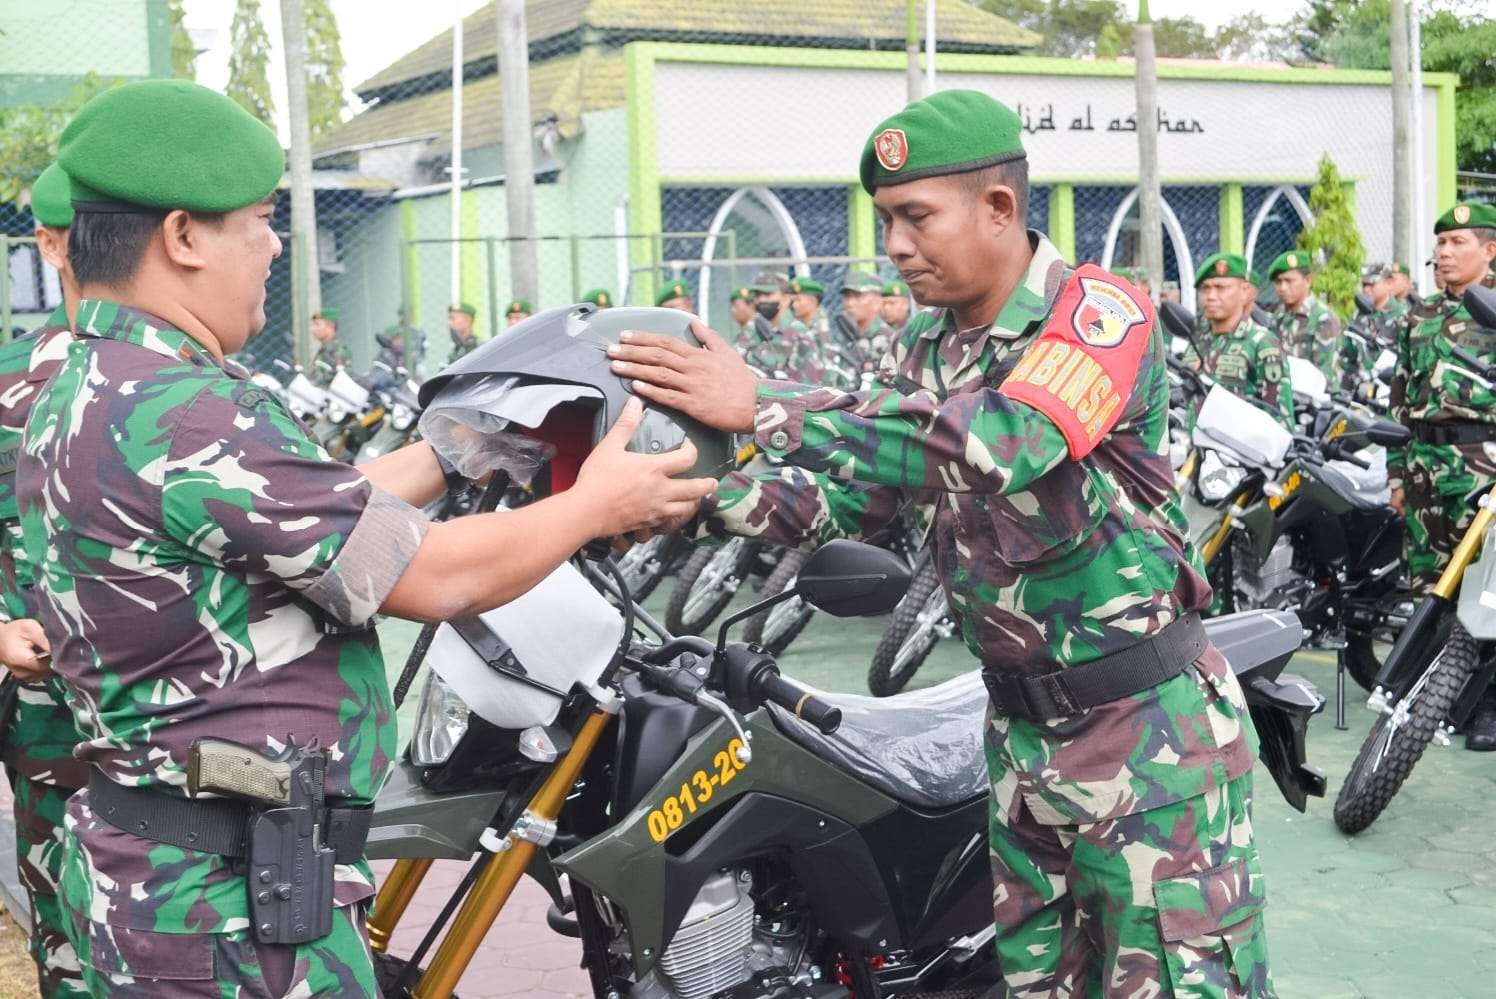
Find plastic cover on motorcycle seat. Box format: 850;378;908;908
1286;355;1330;405
427;560;624;729
1192;385;1292;468
326;367;372;411
1319;448;1392;509
766;671;989;811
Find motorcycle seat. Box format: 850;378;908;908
1317;458;1391;510
766;672;989;812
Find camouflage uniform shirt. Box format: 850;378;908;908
0;308;86;789
313;338;352;387
17;300;429;942
702;233;1255;825
1184;314;1296;428
1274;294;1342;383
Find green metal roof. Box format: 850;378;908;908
355;0;1039;97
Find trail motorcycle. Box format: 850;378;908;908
1162;303;1410;703
367;531;1323;999
355;368;424;464
1333;285;1496;835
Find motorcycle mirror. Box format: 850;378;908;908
1364;418;1412;448
1463;284;1496;331
1354;292;1376;317
1159;301;1197;341
793;540;912;617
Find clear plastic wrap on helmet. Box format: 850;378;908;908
420;408;554;484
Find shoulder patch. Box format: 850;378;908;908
1001;263;1155;460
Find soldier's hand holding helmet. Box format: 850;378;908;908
607;321;760;434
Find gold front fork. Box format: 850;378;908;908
1432;489;1496;601
367;857;434;954
412;708;615;999
1199;492;1251;567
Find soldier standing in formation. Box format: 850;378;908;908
727;285;758;349
788;275;830;350
504;298;532;326
1384;260;1421;316
609;89;1272;998
839;271;896;369
655;281;692;313
309;306;349;386
582;287;613;309
0;161;88;999
15;79;713;997
1388;202;1496;750
880;277;911;337
1186;252;1296;429
1269;249;1342;383
447;301;480;360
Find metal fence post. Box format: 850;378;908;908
0;236;11;344
486;238;499;340
569;235;581;303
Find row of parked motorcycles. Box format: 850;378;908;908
250;289;1493;997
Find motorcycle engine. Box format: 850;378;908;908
630;868;837;999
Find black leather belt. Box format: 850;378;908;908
1411;421;1494;446
88;770;372;865
983;612;1207;721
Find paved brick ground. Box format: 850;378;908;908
4;593;1496;998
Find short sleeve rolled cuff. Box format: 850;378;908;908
304;485;429;628
754;380;845;456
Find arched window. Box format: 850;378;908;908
1100;187;1198;311
1245;185;1314;274
696;186;809;327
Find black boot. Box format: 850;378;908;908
1466;691;1496;751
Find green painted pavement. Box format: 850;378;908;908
379;590;1496;998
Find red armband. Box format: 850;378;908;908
1001;264;1154;459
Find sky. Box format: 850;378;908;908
178;0;1400;139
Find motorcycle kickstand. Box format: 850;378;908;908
1335;646;1348;731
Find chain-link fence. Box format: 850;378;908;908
2;0;1449;367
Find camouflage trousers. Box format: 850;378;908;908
64;898;378;998
9;774;86;998
1402;438;1496;592
985;745;1273;998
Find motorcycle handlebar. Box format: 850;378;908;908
754;671;842;735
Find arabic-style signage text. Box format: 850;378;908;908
1015;103;1206;136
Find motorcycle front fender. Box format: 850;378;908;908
366;758;503;861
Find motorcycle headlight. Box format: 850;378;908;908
409;670;470;767
1197;450;1246;502
392;405;414;431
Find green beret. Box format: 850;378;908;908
506;299;532;315
450;302;477;317
654;282;689;307
1435;202;1496;233
59;80;284;213
581;288;612;307
1386;261;1410;276
859;89;1025;195
788;276;824;297
1194;252;1249;287
30;163;74;229
1267;250;1312;280
882;279;909;296
314;307;340;323
729;286;755;303
841;272;884;294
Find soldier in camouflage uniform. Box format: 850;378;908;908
1386;202;1496;749
21;80;714;998
0;162;88;999
609;90;1272;998
1269;250;1342;383
448;301;481;360
880;277;911;337
840;271;897;372
1384;260;1420;317
727;285;758;351
655;281;691;312
309;307;350;387
504;297;533;327
1185;252;1296;430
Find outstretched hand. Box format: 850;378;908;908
574;398;718;538
607;320;759;434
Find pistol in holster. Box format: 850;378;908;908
188;737;336;946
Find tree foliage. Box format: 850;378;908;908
973;1;1299;61
226;0;275;127
304;0;347;142
0;74;118;204
168;0;197;80
1298;154;1365;316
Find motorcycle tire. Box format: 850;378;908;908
743;549;816;655
616;533;688;604
373;952;459;999
868;557;947;697
1333;621;1479;835
665;540;755;636
1344;627;1387;693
